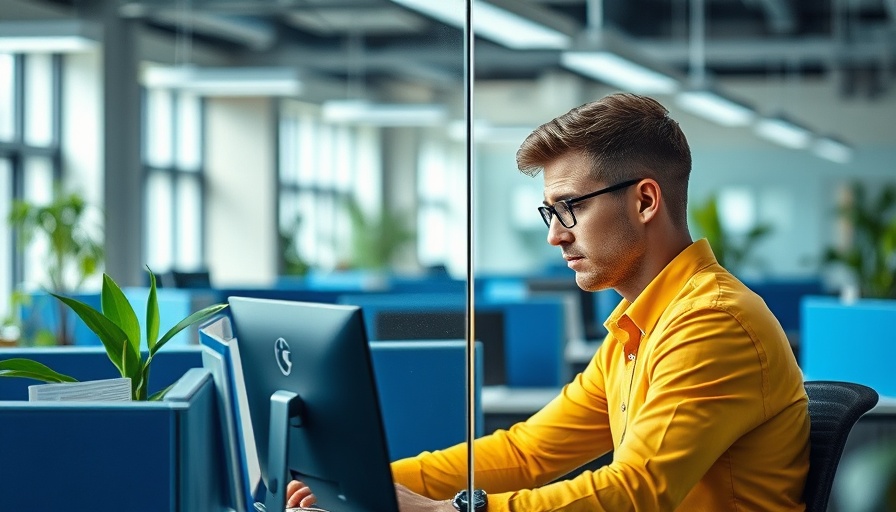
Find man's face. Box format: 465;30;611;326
542;151;645;292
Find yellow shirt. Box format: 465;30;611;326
391;239;809;511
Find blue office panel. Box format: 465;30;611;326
18;291;102;346
0;347;204;400
500;298;565;387
123;287;208;346
0;368;227;512
370;340;483;460
801;296;896;397
745;278;824;334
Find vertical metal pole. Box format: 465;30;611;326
688;0;706;86
464;0;476;501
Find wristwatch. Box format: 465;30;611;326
452;489;488;512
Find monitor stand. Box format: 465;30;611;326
262;390;304;512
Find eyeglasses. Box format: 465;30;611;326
538;178;642;229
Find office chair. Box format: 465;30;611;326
803;380;879;512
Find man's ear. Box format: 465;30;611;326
635;179;661;224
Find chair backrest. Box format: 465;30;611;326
803;380;879;512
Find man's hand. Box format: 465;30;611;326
286;480;316;509
286;480;455;512
395;483;456;512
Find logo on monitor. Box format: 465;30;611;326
274;337;292;376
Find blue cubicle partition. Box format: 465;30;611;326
17;289;219;347
371;340;483;460
0;362;226;512
744;279;824;335
339;293;566;388
0;341;483;504
0;346;204;401
18;291;101;346
801;296;896;397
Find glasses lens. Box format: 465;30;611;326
538;207;552;227
555;202;575;228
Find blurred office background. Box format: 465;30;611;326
1;0;894;301
2;1;896;507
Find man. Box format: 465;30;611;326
289;93;809;511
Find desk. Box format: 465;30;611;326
481;385;560;436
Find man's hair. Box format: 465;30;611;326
516;93;692;226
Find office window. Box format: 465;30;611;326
0;53;62;318
23;54;54;147
0;159;11;323
142;89;205;273
0;54;14;140
417;136;467;275
278;100;381;271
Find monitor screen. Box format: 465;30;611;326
229;296;398;512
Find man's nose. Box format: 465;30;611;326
546;217;572;246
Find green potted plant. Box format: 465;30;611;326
343;197;416;270
279;213;311;276
0;268;227;400
690;193;773;275
6;186;104;345
822;181;896;299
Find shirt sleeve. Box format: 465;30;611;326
394;307;771;511
391;341;616;506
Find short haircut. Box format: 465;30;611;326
516;93;692;226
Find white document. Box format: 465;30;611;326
28;377;132;402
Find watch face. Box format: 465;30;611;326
453;489;488;512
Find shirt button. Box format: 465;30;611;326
621;403;626;412
627;353;636;361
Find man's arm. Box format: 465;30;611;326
392;344;615;502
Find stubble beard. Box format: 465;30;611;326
573;212;643;294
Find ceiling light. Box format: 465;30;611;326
813;136;854;164
0;20;100;53
754;114;813;149
142;66;302;97
675;89;756;127
322;99;447;127
447;120;534;143
561;51;679;94
390;0;572;50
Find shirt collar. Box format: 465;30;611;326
604;238;719;342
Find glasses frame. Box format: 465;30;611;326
538;178;643;229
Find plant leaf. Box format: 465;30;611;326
152;304;229;355
145;267;160;352
0;359;78;383
100;273;142;356
50;293;141;379
147;382;175;401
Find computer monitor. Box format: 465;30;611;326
228;296;398;512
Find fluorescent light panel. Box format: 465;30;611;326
390;0;571;49
813;136;853;164
322;99;446;127
143;66;302;97
561;51;679;94
448;120;534;143
675;90;756;127
754;116;813;149
0;20;100;53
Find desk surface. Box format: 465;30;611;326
565;338;601;364
482;385;562;414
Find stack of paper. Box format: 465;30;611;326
28;377;132;402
